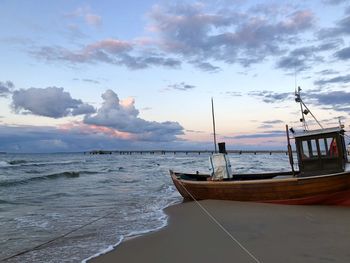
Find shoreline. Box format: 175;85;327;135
88;200;350;263
82;199;181;263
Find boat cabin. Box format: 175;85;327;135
294;127;348;176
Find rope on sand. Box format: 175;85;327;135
178;180;262;263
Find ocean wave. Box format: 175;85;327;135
0;171;80;187
46;171;80;179
0;161;10;167
0;159;86;168
8;160;28;165
81;181;181;263
0;199;19;205
181;160;198;165
80;170;99;175
120;179;138;184
14;216;50;229
81;197;181;263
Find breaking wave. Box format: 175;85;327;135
0;159;86;168
0;171;81;187
7;160;28;165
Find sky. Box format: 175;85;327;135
0;0;350;153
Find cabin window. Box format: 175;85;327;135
301;140;310;159
300;136;340;159
310;139;318;157
318;138;328;156
301;139;319;159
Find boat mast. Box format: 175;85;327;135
295;87;323;130
286;124;295;177
211;97;217;153
295;87;308;130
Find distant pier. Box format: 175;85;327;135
89;150;112;155
87;150;292;155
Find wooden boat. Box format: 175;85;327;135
170;89;350;206
170;168;350;205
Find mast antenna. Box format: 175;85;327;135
211;97;217;153
294;64;297;90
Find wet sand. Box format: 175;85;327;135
89;200;350;263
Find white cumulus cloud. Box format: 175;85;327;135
84;89;184;141
12;87;95;118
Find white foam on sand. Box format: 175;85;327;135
81;199;180;263
81;236;124;263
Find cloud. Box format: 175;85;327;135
12;87;95;118
31;3;316;72
119;54;181;69
318;12;350;38
334;46;350;60
230;130;285;139
263;120;284;124
71;103;96;116
249;87;350;114
84;90;184;141
315;69;339;75
186;129;204;133
167;82;196;91
189;60;221;72
225;91;242;97
322;0;348;5
85;13;102;27
0;81;14;97
0;124;131;153
79;78;100;84
0;122;229;153
248;90;293;103
276;42;340;71
249;3;294;15
81;78;100;84
307;90;350;112
33;39;182;70
33;39;132;63
258;120;284;129
65;6;102;28
148;3;314;68
73;78;101;84
258;124;274;129
314;74;350;85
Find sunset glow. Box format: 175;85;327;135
0;0;349;152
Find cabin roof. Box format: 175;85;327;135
293;127;344;138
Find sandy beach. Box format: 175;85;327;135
89;200;350;263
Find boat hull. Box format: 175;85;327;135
170;170;350;206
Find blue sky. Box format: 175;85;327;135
0;0;350;152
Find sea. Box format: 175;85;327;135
0;152;292;263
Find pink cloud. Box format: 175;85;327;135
281;10;314;32
58;121;134;140
85;13;102;27
86;39;133;53
65;6;102;28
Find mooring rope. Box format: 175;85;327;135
0;210;116;262
2;180;262;263
178;180;262;263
